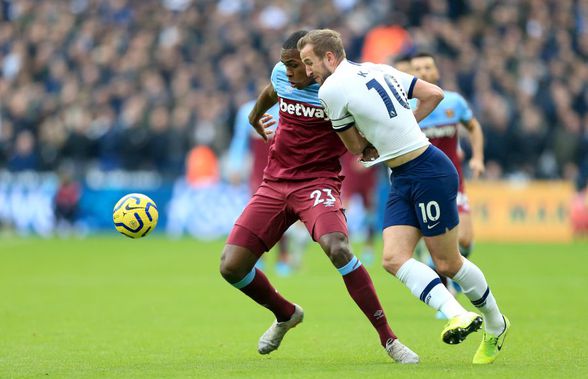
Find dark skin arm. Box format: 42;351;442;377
248;83;279;142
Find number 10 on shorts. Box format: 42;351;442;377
418;201;440;225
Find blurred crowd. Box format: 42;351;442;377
0;0;587;188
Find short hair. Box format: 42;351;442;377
297;29;346;60
394;52;413;65
282;30;308;50
411;51;436;60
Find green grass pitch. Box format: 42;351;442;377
1;236;587;378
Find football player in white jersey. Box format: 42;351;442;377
298;29;509;364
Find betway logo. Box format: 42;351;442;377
423;124;457;139
279;98;329;120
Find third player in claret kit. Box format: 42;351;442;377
299;28;510;365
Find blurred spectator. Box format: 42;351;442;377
8;130;37;171
54;167;82;235
0;0;584;185
186;145;219;186
510;106;548;178
578;121;588;191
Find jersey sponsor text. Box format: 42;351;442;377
279;98;328;120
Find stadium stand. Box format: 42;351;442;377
0;0;586;186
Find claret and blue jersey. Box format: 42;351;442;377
265;62;346;181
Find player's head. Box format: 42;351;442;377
297;29;346;86
410;52;440;84
281;30;315;90
393;53;413;74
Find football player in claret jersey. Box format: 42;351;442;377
226;99;307;276
299;29;509;364
219;31;419;363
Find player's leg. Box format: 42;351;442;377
417;147;508;360
424;211;504;340
220;241;295;322
318;230;395;344
425;228;509;362
298;180;418;363
220;183;302;354
457;210;474;258
385;146;482;345
413;236;453;320
382;225;470;323
317;229;418;364
456;203;510;363
444;207;473;296
381;174;468;318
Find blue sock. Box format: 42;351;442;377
337;256;362;275
231;267;256;289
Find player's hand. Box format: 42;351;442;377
360;144;379;163
469;158;485;179
253;114;276;142
259;114;276;139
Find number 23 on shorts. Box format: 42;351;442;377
310;188;336;208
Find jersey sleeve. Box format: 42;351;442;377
270;62;282;89
378;64;417;99
455;93;474;123
226;102;253;173
318;81;355;132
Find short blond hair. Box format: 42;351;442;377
297;29;346;60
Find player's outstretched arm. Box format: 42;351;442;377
463;117;485;178
411;79;444;122
248;83;279;141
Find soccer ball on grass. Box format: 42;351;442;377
113;193;158;238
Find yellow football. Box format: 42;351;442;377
113;193;158;238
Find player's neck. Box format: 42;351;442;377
332;57;345;71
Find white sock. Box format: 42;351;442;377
452;258;505;335
396;259;466;318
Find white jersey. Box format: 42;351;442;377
319;59;429;167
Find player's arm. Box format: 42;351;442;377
248;83;278;141
319;81;375;158
336;126;373;156
411;79;444;122
379;64;443;122
462;117;485;178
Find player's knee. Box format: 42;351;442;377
381;255;403;275
219;246;249;283
434;258;461;278
320;233;352;267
